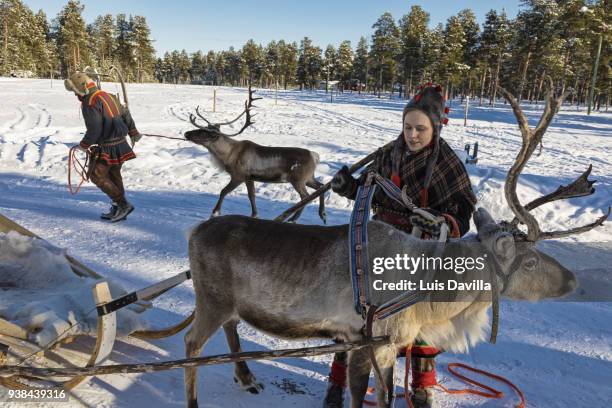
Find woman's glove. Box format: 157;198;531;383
331;165;358;199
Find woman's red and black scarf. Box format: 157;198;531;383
372;133;477;210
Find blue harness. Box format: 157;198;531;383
349;171;431;321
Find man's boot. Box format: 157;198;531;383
110;200;134;222
100;202;118;220
323;352;347;408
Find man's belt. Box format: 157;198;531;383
98;137;127;147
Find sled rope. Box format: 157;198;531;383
364;349;525;408
436;362;526;408
67;145;91;195
142;133;185;141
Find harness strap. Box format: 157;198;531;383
349;172;377;315
364;305;389;398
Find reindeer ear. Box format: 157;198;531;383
474;208;499;240
474;208;495;228
494;233;516;261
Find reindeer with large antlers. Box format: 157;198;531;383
185;86;326;222
498;78;609;241
182;81;607;408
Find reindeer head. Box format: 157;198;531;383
476;78;609;301
185;85;261;147
474;208;577;300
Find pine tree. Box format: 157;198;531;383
456;8;479;96
242;39;262;84
441;15;467;97
457;9;479;70
88;14;115;71
370;12;400;95
29;9;52;76
297;37;314;89
306;44;323;89
335;40;353;89
421;23;444;83
1;0;28;74
55;0;90;75
177;49;190;83
204;50;216;84
222;46;242;86
130;16;155;82
278;40;297;89
264;40;280;88
398;5;430;95
190;50;206;83
161;51;173;83
114;14;133;78
322;44;336;91
36;9;58;77
353;36;369;90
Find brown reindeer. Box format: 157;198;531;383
185;87;326;223
183;81;608;408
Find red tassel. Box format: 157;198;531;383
411;345;441;356
442;117;449;125
415;94;422;102
444;106;450;114
411;368;438;388
391;173;401;187
419;188;428;207
329;360;347;388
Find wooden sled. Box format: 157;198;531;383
0;281;116;390
0;213;193;390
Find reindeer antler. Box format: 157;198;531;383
499;77;609;241
223;85;262;137
189;106;210;129
189;85;261;137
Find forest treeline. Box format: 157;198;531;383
1;0;609;107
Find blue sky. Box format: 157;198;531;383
24;0;521;56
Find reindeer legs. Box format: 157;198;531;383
211;178;242;217
374;346;397;408
245;180;258;218
306;178;327;224
184;306;230;408
287;181;310;222
348;348;373;408
222;320;264;394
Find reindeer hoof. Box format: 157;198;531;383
234;376;264;394
320;212;327;224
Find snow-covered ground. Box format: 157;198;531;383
0;78;611;407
